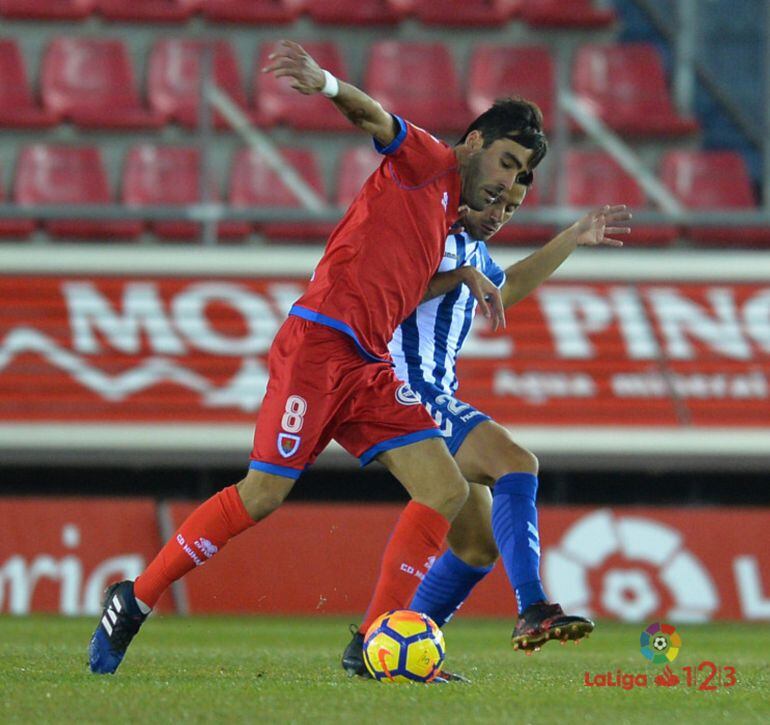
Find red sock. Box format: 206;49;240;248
359;501;450;634
134;485;254;608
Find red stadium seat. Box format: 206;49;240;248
364;42;470;133
123;145;248;241
203;0;304;24
336;146;382;208
307;0;407;25
41;38;162;129
520;0;614;28
566;150;677;246
148;39;246;128
468;45;554;130
254;41;351;131
572;44;698;137
0;40;56;128
0;163;35;239
14;146;142;239
229;147;330;242
0;0;93;19
98;0;200;22
660;150;770;247
413;0;517;27
491;180;556;246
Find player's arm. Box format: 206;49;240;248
262;40;398;146
500;205;631;308
423;267;506;331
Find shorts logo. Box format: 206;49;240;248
395;383;421;406
277;432;301;458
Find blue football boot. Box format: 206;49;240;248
89;580;147;674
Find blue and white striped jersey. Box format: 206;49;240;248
389;231;506;394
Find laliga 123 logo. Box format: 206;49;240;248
584;623;738;691
640;622;681;664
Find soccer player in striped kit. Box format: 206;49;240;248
343;177;631;677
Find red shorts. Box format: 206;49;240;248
249;316;441;479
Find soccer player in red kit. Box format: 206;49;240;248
88;40;546;674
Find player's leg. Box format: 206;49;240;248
455;419;593;650
88;317;334;674
409;483;496;627
392;388;499;628
132;469;295;612
356;435;469;632
88;468;295;675
333;375;468;669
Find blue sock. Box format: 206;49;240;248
491;472;547;614
409;549;493;627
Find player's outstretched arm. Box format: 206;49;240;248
423;267;506;331
262;40;398;146
500;204;631;308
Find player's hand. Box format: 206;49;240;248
573;205;632;247
262;40;325;95
458;267;506;331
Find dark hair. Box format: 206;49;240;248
516;170;534;186
458;97;548;170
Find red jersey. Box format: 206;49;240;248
290;117;462;361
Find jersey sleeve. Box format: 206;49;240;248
373;116;456;187
479;243;506;288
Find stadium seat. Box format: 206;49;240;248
0;40;56;128
0;164;35;239
660;150;770;247
229;148;330;242
412;0;517;27
203;0;304;24
41;38;162;129
148;39;246;128
0;0;93;19
520;0;614;28
254;41;351;131
468;45;554;130
572;44;699;137
364;42;470;133
123;145;248;241
491;180;556;246
336;146;382;208
98;0;200;22
14;146;142;239
566;150;677;245
307;0;407;25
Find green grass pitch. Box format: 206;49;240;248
1;616;768;724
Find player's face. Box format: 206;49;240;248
461;134;534;212
462;184;528;241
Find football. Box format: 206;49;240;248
653;636;668;651
363;610;445;683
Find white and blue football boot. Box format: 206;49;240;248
88;580;147;674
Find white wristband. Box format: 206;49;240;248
320;69;339;98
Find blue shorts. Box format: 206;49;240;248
409;380;490;456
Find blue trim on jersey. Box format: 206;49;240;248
249;460;303;479
374;115;407;155
399;310;425;388
448;295;476;392
289;304;387;364
479;241;506;287
431;234;466;386
359;428;443;467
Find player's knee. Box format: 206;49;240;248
485;444;539;483
236;473;293;521
438;477;470;519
